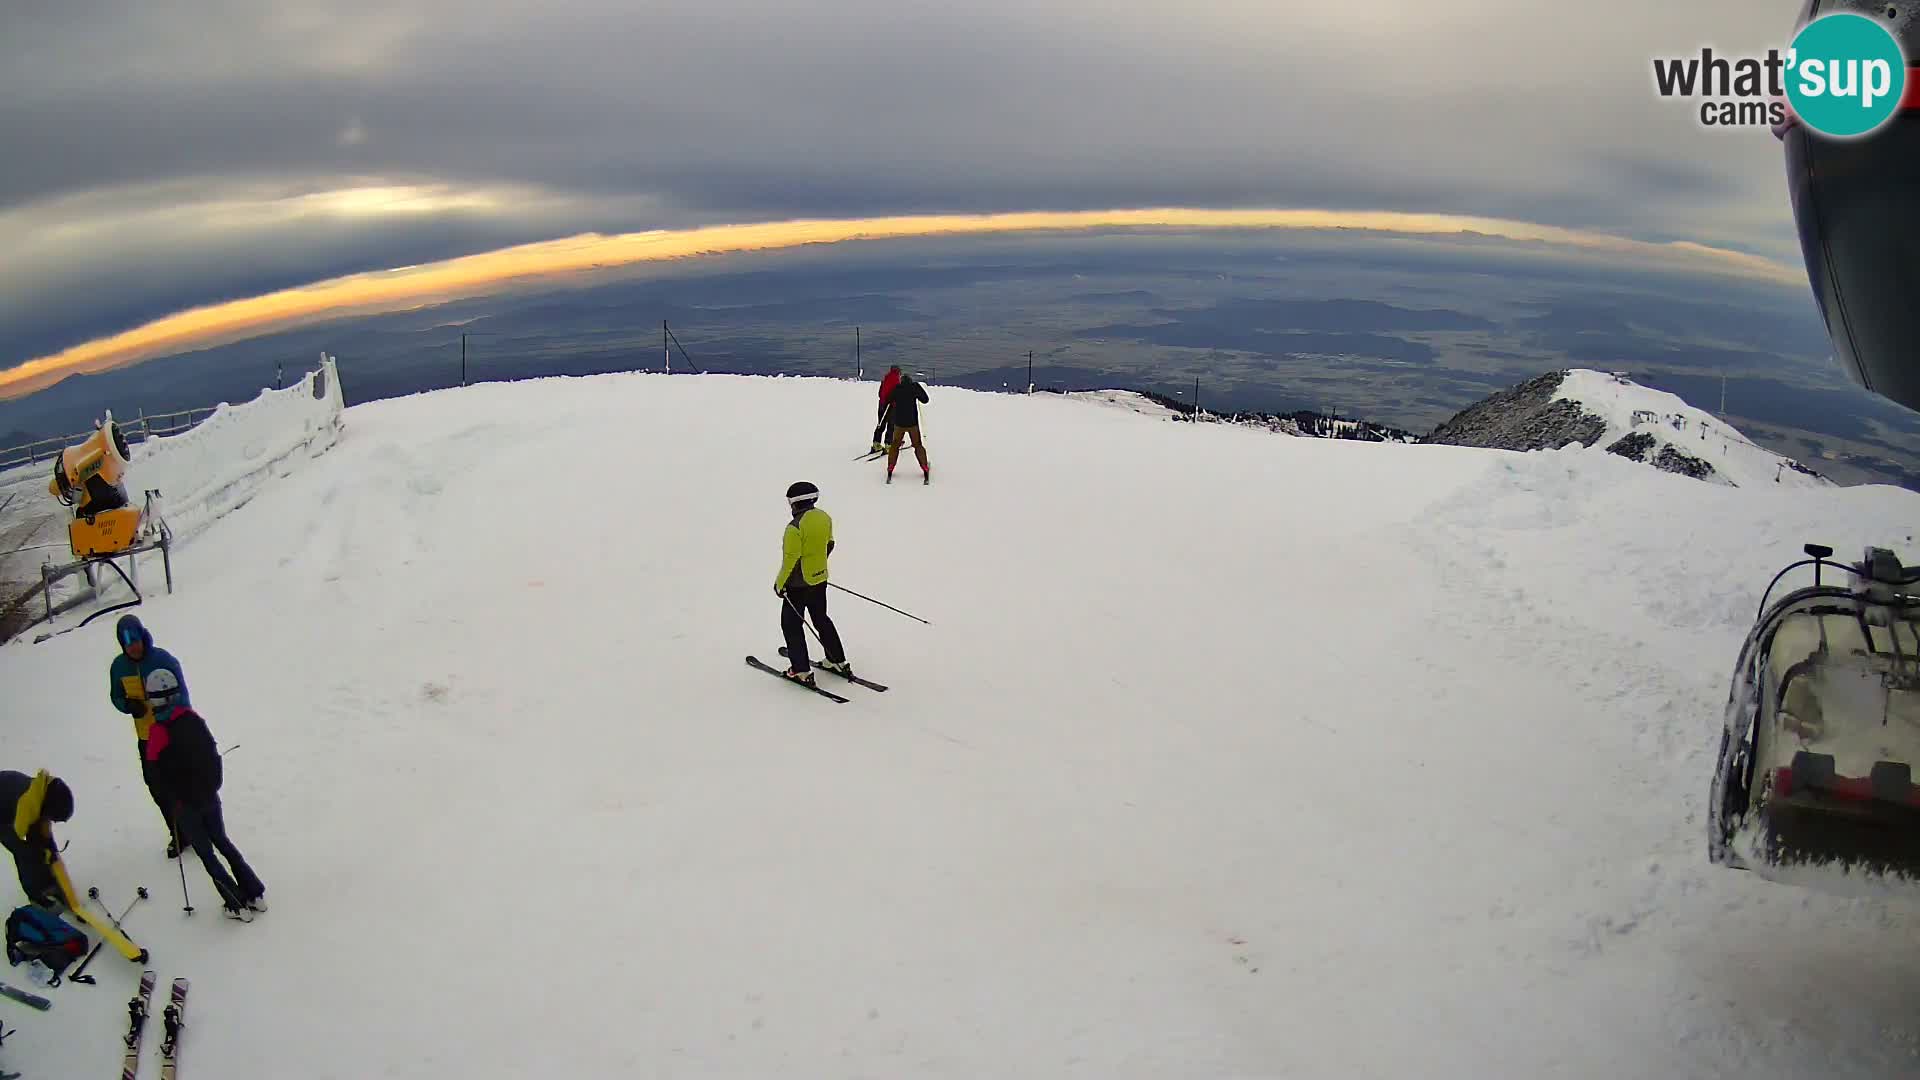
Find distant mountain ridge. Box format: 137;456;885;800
1420;369;1827;488
1064;369;1827;487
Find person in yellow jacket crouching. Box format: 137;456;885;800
0;770;73;909
775;482;851;688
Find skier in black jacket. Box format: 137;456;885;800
142;669;265;916
883;373;931;484
0;770;72;909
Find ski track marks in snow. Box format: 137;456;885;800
1413;447;1920;1075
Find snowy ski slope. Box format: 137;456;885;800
3;372;1920;1078
1056;389;1185;420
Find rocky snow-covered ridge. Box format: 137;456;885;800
1421;369;1827;488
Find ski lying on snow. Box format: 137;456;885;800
775;648;888;691
122;970;155;1080
157;978;186;1080
0;982;50;1011
745;656;849;702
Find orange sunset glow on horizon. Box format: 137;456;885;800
0;207;1802;401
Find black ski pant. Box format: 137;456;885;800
780;582;845;673
871;402;891;447
0;832;57;908
174;797;264;908
137;744;171;834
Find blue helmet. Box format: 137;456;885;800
115;614;150;652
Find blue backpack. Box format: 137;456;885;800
4;906;87;980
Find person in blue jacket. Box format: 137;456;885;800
107;615;189;856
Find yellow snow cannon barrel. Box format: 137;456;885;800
48;420;141;557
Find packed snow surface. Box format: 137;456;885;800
5;373;1920;1078
1056;389;1184;419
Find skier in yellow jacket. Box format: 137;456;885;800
774;481;850;688
0;770;74;909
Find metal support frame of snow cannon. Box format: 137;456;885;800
35;490;173;632
1710;542;1920;895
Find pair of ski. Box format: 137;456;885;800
744;652;888;703
856;447;930;483
123;972;187;1079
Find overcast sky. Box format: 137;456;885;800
0;0;1820;395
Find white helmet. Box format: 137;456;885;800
143;668;181;707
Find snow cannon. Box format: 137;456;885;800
1711;543;1920;896
28;412;173;636
1781;0;1920;413
47;416;141;557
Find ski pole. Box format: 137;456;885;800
173;819;193;916
827;582;929;624
83;885;144;930
784;593;826;652
97;886;147;931
70;887;147;985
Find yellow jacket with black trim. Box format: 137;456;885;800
775;508;834;591
8;769;51;843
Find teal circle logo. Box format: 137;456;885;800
1787;13;1907;137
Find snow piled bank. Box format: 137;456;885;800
0;357;344;639
133;355;346;542
3;372;1920;1079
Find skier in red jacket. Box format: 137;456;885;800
870;366;902;453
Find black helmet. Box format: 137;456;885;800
786;481;820;510
42;777;73;823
